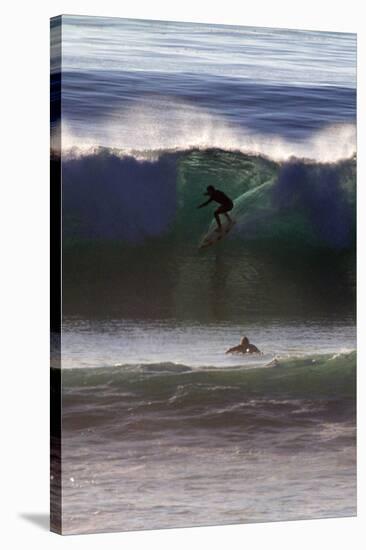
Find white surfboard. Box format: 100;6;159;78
199;219;236;249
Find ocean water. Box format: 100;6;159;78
61;319;356;370
51;16;356;534
58;350;356;534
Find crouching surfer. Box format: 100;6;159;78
197;185;233;232
226;336;261;355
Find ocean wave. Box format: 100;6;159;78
61;351;355;392
59;351;356;434
57;113;356;164
61;146;355;249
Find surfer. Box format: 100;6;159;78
225;336;261;355
197;185;233;231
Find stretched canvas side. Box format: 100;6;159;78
50;15;62;535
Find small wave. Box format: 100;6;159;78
58;352;356;441
59;352;356;435
61;351;355;388
117;361;193;374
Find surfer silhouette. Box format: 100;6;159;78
225;336;261;355
198;185;233;231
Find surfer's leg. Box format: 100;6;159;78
214;209;222;231
223;203;234;224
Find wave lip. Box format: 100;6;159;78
61;351;356;391
58;101;356;163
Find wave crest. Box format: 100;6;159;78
58;100;356;163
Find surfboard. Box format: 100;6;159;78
199;219;236;249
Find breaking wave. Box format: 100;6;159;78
61;144;356;249
58;107;356;163
60;351;356;435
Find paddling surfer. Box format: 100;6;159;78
225;336;261;355
198;185;233;231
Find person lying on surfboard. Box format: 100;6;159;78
197;185;233;232
225;336;261;355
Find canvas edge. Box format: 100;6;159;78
50;14;63;536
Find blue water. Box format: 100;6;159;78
53;16;357;250
56;16;356;87
51;16;357;535
53;16;356;157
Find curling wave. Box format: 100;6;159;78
61;145;356;249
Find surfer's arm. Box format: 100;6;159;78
197;198;213;208
225;345;239;354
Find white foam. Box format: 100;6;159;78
57;98;356;163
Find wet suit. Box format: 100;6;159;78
198;188;234;230
226;337;261;354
